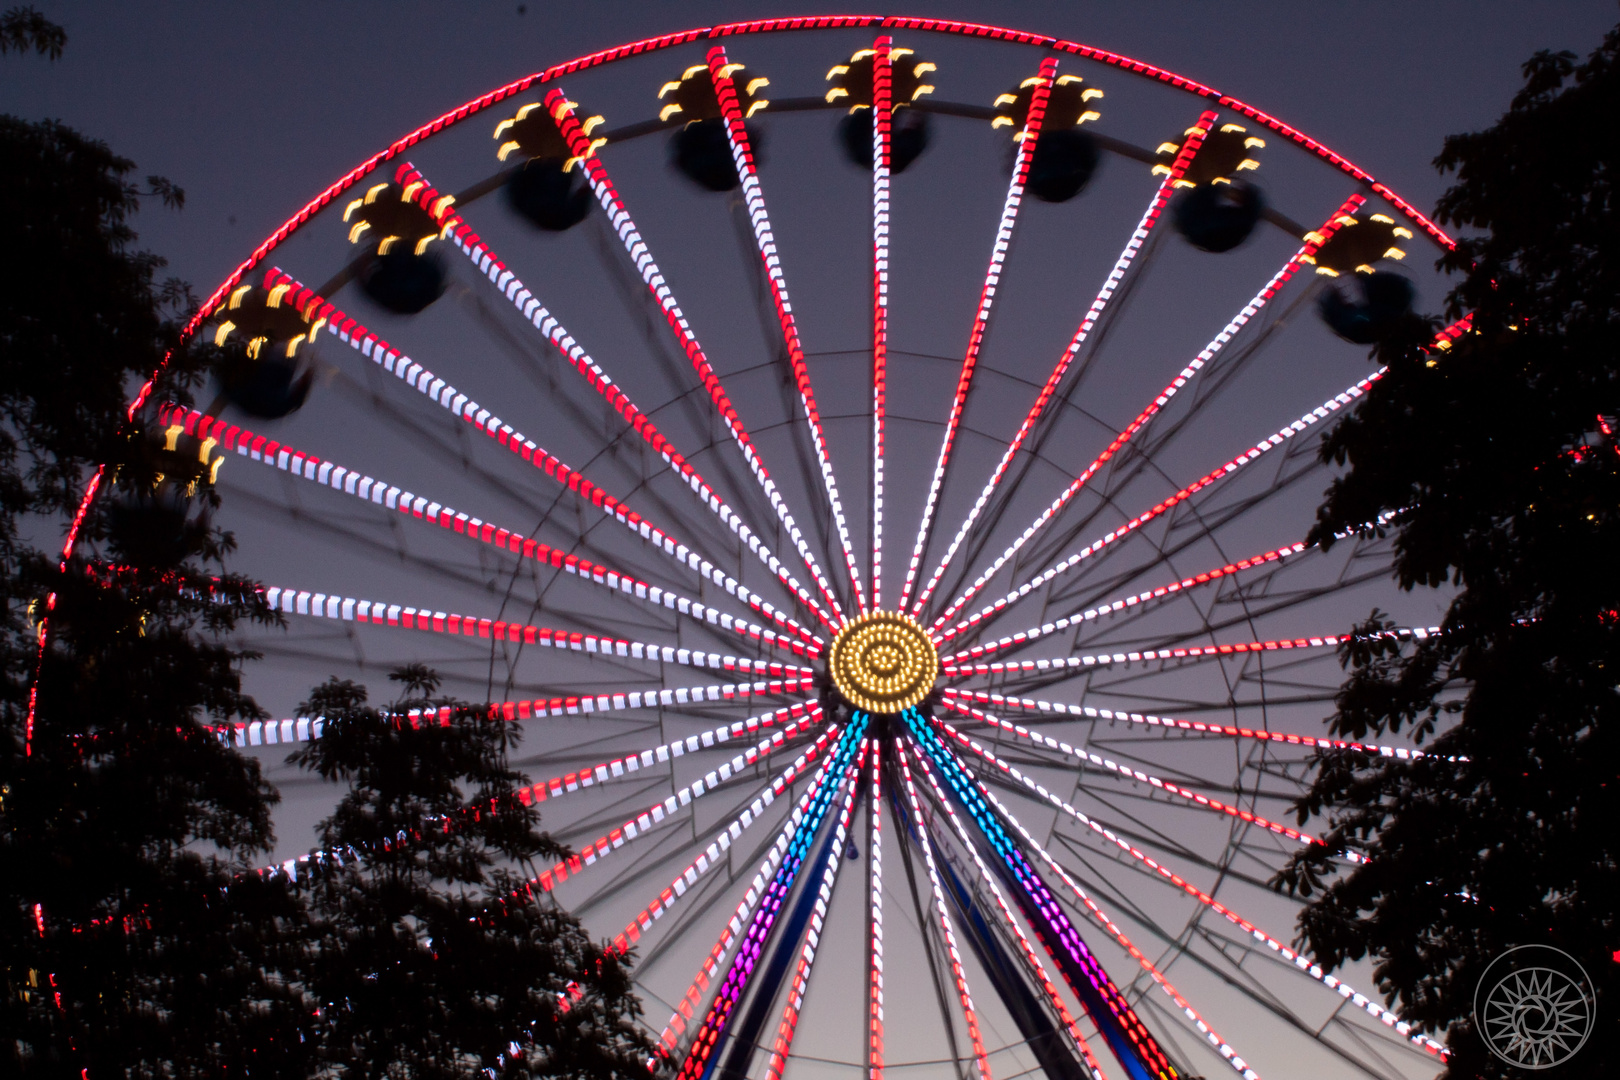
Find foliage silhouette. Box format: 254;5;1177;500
1277;23;1620;1077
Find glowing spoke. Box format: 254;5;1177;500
540;99;849;624
936;369;1388;644
674;716;871;1080
936;704;1327;859
392;165;843;634
261;583;813;680
762;740;867;1080
930;194;1368;633
262;270;824;647
945;727;1448;1059
867;38;893;613
941;630;1439;678
865;740;884;1080
892;738;992;1080
709;47;867;613
162;405;821;661
897;58;1057;615
901;739;1109;1080
939;688;1452;762
909;111;1218;620
963;764;1263;1080
651;734;848;1063
940;542;1308;664
529;720;841;895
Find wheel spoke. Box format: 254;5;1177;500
929;194;1368;634
909;110;1219;620
939;541;1308;665
394;164;845;634
261;270;826;646
938;688;1453;762
539;97;850;624
897;57;1058;615
947;726;1448;1059
934;369;1388;644
761;741;867;1080
891;737;993;1080
865;739;886;1080
709;46;868;614
260;583;812;679
900;739;1108;1080
672;715;871;1080
969;773;1263;1080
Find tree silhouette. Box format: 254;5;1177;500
1278;23;1619;1077
288;668;653;1078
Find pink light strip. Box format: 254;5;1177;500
868;38;893;612
903;741;1110;1080
158;404;819;661
260;583;812;679
707;47;866;614
936;368;1388;644
544;94;849;625
392;164;842;634
910;111;1218;619
866;740;885;1080
763;743;867;1080
263;270;822;648
939;686;1450;761
897;57;1057;615
653;740;849;1060
965;770;1262;1080
930;194;1367;632
941;542;1307;663
892;737;992;1080
946;729;1448;1059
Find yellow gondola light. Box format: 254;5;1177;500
213;320;236;347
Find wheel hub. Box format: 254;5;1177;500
826;610;939;715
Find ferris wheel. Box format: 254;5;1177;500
91;16;1471;1080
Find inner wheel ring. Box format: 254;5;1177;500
827;611;939;715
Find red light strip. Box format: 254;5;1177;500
529;718;836;896
910;111;1218;619
946;726;1448;1058
903;741;1111;1080
869;37;893;612
262;270;822;649
892;737;993;1080
939;687;1451;762
653;741;848;1062
897;57;1057;616
930;193;1366;633
390;164;843;635
935;368;1388;644
962;764;1263;1080
156;403;819;661
762;743;867;1080
706;46;866;614
940;543;1307;664
865;740;885;1080
259;582;812;679
940;630;1436;677
544;92;849;626
935;704;1325;852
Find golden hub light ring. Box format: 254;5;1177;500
827;610;939;715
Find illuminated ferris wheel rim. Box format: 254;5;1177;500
49;15;1467;1080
